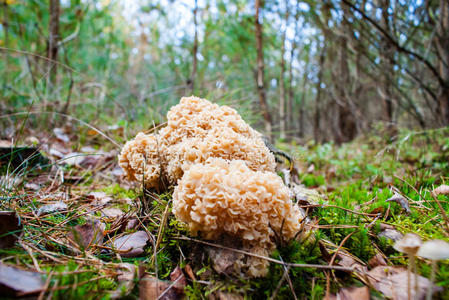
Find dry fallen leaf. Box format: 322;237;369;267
0;262;45;296
61;152;85;166
53;127;70;143
368;253;388;268
367;266;440;300
378;228;404;242
110;263;136;299
433;184;449;195
184;264;195;281
101;207;125;218
70;219;105;249
111;231;149;257
0;211;22;249
207;246;240;275
328;286;370;300
386;193;411;213
209;291;244;300
337;252;368;274
169;266;186;294
139;275;178;300
87;191;113;204
37;201;68;216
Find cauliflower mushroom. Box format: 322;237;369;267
118;96;276;187
172;158;304;277
118;133;166;189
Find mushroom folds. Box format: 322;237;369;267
173;158;304;277
119;96;303;277
118;96;275;187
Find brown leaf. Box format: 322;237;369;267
204;235;244;276
61;152;85;166
368;253;388;268
0;211;22;249
328;286;370;300
386;193;411;213
70;220;105;249
433;184;449;195
378;229;404;242
139;275;178;300
101;207;125;218
37;201;68;216
367;266;441;300
184;264;195;281
170;266;186;293
87;191;113;205
337;252;368;274
53;128;70;143
0;262;45;296
209;291;244;300
110;231;149;257
110;263;136;299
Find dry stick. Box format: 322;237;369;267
280;255;298;300
24;242;64;264
394;175;432;206
309;224;359;229
48;275;111;291
19;241;42;272
176;236;355;272
156;275;183;300
270;264;291;300
298;204;380;217
153;200;171;263
325;231;357;298
37;272;53;300
431;192;449;234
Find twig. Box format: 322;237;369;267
298;204;380;217
156;275;183;300
153;200;171;263
19;241;42;272
431;192;449;235
175;236;355;272
37;272;53;300
48;275;111;291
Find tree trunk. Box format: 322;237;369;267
298;59;309;138
287;45;296;139
189;0;198;94
379;0;395;126
314;46;325;143
255;0;272;138
47;0;60;90
334;5;357;144
279;2;289;140
287;2;300;139
2;0;9;86
436;0;449;124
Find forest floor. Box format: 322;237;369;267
1;122;449;299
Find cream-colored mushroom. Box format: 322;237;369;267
417;239;449;300
394;233;422;300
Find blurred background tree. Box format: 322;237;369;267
1;0;447;143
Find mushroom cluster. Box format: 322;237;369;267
119;96;304;277
119;96;275;187
173;158;304;276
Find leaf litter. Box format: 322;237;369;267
0;124;448;299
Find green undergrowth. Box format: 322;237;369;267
1;127;449;299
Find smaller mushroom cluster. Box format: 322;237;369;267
119;96;305;277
